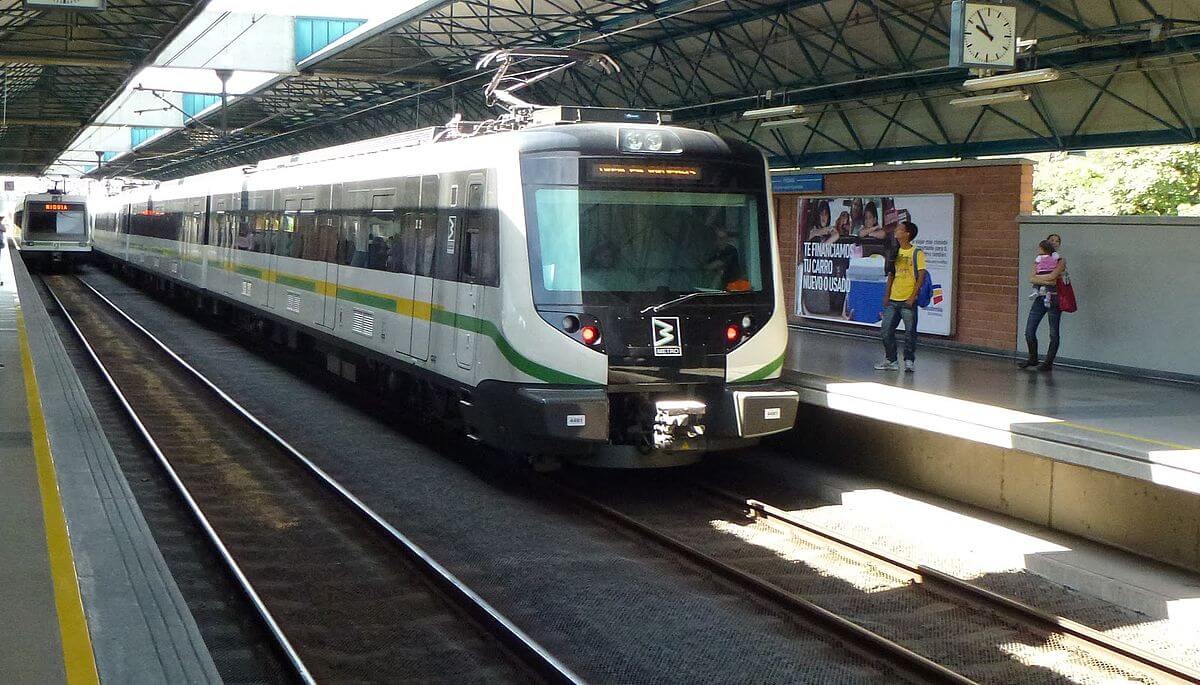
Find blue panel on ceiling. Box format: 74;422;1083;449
182;93;220;118
131;126;164;147
295;16;366;60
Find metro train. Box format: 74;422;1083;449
13;191;92;267
92;108;799;467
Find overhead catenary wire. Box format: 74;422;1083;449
99;1;1200;179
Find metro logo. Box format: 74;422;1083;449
651;317;682;357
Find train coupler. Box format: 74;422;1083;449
652;400;706;449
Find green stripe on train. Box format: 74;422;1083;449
735;353;785;382
221;261;593;386
335;286;398;313
429;309;594;386
275;273;319;293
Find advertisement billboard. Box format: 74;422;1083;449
795;194;957;336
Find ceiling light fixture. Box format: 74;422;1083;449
742;104;804;120
950;90;1031;107
962;68;1060;91
759;117;810;129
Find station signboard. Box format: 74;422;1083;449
24;0;106;10
794;193;958;336
772;173;824;194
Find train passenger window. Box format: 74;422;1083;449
310;213;340;264
461;183;497;286
416;176;439;277
395;211;417;273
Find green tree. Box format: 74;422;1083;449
1034;144;1200;216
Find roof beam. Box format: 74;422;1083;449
303;69;445;85
0;52;131;69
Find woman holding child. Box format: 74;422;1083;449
1021;233;1067;371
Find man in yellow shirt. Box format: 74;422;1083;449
874;220;926;372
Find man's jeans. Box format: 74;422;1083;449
881;301;918;362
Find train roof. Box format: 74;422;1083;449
24;193;87;203
250;120;762;173
100;118;764;203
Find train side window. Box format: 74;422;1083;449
417;175;439;277
367;194;398;271
461;183;498;285
211;201;226;245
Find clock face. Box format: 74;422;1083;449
962;2;1016;67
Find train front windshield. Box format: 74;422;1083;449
25;202;87;237
525;160;771;306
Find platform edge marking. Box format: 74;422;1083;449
18;311;100;685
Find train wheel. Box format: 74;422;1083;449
526;454;563;472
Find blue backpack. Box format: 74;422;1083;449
912;249;933;308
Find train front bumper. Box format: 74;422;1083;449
470;380;799;456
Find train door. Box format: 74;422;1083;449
320;202;340;330
409;174;439;361
393;178;420;357
213;197;233;296
455;175;487;372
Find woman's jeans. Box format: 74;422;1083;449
881;301;918;362
1025;296;1061;362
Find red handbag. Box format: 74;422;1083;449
1057;276;1077;313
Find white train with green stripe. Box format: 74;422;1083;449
91;108;799;467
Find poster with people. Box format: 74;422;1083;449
795;194;957;336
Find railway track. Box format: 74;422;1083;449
43;274;581;685
697;483;1200;685
547;474;1200;684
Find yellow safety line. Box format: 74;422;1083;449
18;312;100;685
1056;420;1197;452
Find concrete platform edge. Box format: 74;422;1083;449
782;394;1200;575
12;255;221;684
787;371;1200;489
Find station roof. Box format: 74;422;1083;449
54;0;1200;179
0;0;203;176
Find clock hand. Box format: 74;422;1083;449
974;11;994;40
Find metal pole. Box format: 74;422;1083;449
216;69;233;140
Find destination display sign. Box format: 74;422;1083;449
589;162;702;180
42;203;83;212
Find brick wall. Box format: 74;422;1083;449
776;161;1033;351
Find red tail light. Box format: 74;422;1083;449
725;324;742;344
580;325;601;345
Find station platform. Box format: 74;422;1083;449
0;247;219;684
781;326;1200;573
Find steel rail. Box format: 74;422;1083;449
41;278;318;685
695;482;1200;685
65;276;586;685
540;475;977;685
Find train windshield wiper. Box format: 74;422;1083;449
640;289;732;315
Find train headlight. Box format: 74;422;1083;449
620;128;681;153
725;324;743;344
741;315;753;329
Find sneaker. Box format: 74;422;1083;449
904;360;915;372
873;360;899;371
